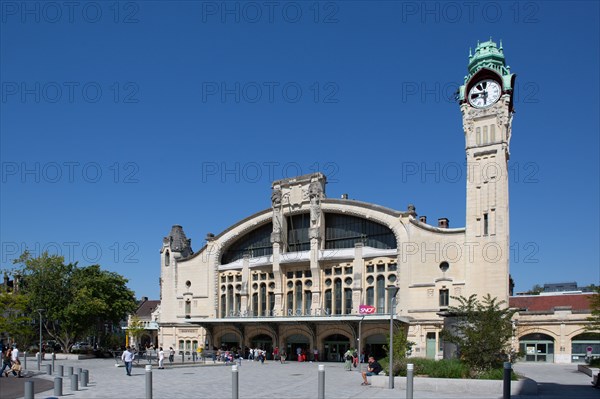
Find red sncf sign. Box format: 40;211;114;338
359;305;376;314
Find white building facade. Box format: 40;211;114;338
157;40;514;361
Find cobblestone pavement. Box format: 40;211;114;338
9;358;600;399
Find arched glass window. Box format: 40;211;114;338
227;285;234;316
220;295;226;318
376;275;385;314
221;222;273;264
325;213;396;250
366;287;374;306
252;293;258;316
344;288;352;314
260;283;267;316
164;250;170;266
268;292;275;316
304;290;312;315
235;293;241;313
334;279;342;315
287;291;293;314
324;290;332;314
295;281;303;314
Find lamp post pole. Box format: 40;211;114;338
386;286;399;389
357;315;365;372
37;309;45;369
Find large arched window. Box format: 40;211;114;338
227;285;234;316
287;213;310;252
287;291;293;314
325;213;396;250
221;222;273;264
220;295;226;318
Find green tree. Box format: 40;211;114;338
0;289;35;347
127;315;145;348
526;284;544;295
440;294;516;376
586;286;600;332
13;251;137;352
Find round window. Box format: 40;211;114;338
287;281;294;289
269;282;275;290
221;285;226;292
344;277;352;285
439;261;450;272
252;283;258;290
186;280;191;288
366;276;374;284
235;284;241;291
325;279;332;287
305;280;312;288
388;275;397;283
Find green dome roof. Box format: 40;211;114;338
459;38;515;102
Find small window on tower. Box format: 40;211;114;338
439;289;449;307
165;251;170;267
483;126;488;144
476;127;481;146
490;124;495;142
483;213;489;236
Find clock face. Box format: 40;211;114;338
468;79;501;108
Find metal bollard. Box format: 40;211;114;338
23;351;27;369
80;369;87;387
54;376;63;396
67;366;73;376
145;365;153;399
37;352;41;370
406;363;414;399
318;364;325;399
24;380;34;399
57;364;64;376
181;352;184;364
71;373;79;391
46;364;52;375
76;367;82;376
503;362;511;399
52;352;56;371
83;369;89;386
232;365;239;399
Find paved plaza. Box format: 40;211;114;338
1;358;598;399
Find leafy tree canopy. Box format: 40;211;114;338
586;286;600;332
7;251;137;352
440;294;516;376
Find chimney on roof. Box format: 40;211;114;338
438;218;449;228
141;296;148;302
341;194;348;199
419;216;427;224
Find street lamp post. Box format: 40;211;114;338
357;315;365;372
36;309;45;370
386;286;399;389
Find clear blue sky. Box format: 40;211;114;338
1;1;599;299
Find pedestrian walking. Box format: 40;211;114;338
121;346;135;376
169;347;175;363
344;348;353;371
158;347;165;369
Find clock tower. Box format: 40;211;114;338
459;39;515;302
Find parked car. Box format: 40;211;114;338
72;342;91;351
